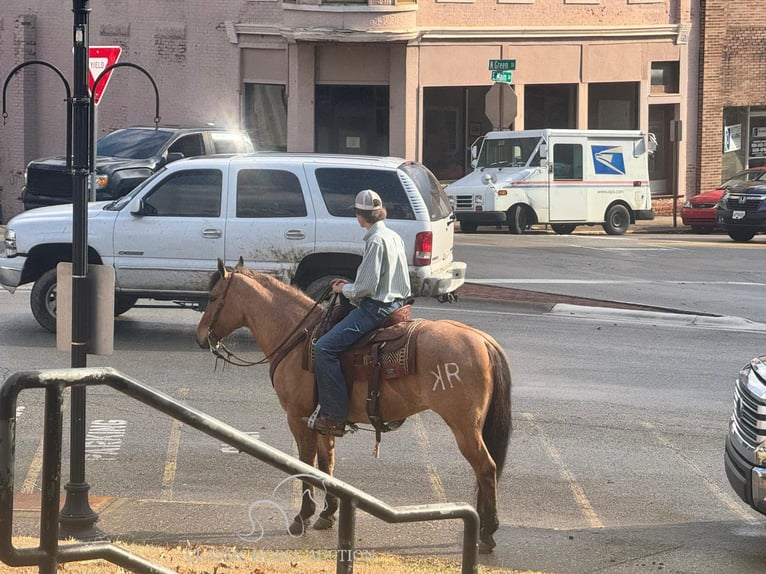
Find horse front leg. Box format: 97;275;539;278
287;416;319;535
313;435;338;530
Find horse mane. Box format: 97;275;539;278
211;262;314;305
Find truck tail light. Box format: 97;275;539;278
414;232;432;266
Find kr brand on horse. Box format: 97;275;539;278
195;258;512;552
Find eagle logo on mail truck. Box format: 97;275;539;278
591;145;626;176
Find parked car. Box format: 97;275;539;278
681;167;766;232
1;153;465;332
20;126;254;211
725;355;766;515
716;178;766;242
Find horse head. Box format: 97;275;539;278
195;257;247;350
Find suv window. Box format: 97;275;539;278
315;168;415;220
97;128;175;159
212;132;253;154
168;134;205;158
236;169;307;218
400;163;453;221
142;169;222;217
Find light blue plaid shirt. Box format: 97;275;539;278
341;221;411;306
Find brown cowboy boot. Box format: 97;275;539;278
307;407;346;437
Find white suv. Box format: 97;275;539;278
1;153;466;331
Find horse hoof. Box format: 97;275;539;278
478;537;496;554
288;517;309;536
313;515;336;530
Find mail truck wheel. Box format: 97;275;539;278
602;204;630;235
508;205;530;234
30;268;58;333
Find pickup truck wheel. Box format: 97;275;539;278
551;224;577;235
30;268;58;333
304;274;353;302
602;204;630;235
115;295;138;316
508;205;529;234
727;228;756;242
460;223;478;233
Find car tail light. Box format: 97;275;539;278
414;232;432;266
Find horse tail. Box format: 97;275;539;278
483;339;512;479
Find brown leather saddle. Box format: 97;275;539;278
302;298;423;449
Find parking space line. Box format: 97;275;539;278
522;412;604;528
161;387;189;500
412;414;447;503
640;421;758;523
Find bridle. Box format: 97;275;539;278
205;270;330;376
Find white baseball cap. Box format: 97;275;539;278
354;189;383;210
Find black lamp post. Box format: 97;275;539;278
58;0;99;536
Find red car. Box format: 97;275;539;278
682;167;766;232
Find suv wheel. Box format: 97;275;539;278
304;274;353;302
30;268;58;333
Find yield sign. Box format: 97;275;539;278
88;46;122;105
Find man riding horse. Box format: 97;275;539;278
308;189;412;437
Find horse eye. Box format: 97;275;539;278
208;296;217;303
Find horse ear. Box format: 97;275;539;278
236;256;245;270
217;258;226;277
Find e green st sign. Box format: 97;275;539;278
489;59;516;72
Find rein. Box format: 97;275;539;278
207;274;331;374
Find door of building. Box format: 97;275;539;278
314;85;389;156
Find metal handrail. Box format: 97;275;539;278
0;368;479;574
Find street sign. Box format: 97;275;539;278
88;46;122;105
489;59;516;72
485;83;518;130
491;71;513;83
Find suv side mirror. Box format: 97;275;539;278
130;198;157;216
164;152;185;166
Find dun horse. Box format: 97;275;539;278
195;259;512;551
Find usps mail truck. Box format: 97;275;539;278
445;129;655;235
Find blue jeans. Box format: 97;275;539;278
314;297;404;421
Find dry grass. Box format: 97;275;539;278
1;538;545;573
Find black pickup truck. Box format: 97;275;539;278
21;125;254;211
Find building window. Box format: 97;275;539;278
244;84;287;152
650;62;679;95
314;85;389;156
588;82;639;130
524;84;577;129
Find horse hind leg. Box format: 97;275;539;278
287;417;319;535
452;427;499;553
313;436;338;530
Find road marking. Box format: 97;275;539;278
85;419;127;461
221;431;260;453
161;387;189;499
522;412;604;528
412;414;447;503
640;421;759;524
472;278;766;287
21;396;69;494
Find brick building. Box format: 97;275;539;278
0;0;705;223
697;0;766;193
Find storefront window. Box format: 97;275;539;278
314;85;389;156
524;84;577;129
722;107;748;177
588;82;639;130
244;84;287;152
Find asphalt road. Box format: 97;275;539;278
2;230;766;573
